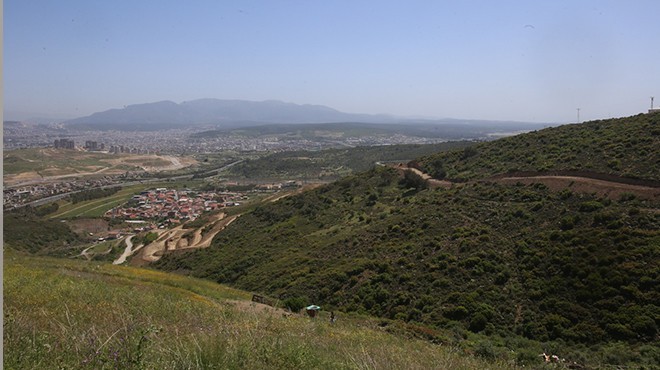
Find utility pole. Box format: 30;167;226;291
577;108;581;123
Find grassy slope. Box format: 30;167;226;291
4;250;511;370
155;114;660;367
417;113;660;181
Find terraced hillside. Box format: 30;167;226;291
155;114;660;368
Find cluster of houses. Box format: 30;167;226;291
104;188;245;223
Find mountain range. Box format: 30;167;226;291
63;98;548;131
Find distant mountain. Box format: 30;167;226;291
63;99;393;130
63;99;549;131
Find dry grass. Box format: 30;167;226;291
4;250;517;369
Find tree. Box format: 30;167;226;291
400;170;427;190
282;297;306;313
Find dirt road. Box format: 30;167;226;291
113;235;145;265
394;163;659;199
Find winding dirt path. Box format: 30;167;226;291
79;245;95;261
113;235;145;265
393;163;659;199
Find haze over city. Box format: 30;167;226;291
5;0;660;123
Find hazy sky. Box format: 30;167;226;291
4;1;660;123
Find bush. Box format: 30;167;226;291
474;340;496;359
461;146;478;159
560;215;579;230
444;306;469;320
579;201;604;212
469;313;488;332
282;297;306;313
400;170;427;190
35;203;59;216
142;232;159;245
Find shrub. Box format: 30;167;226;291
461;146;478;159
444;306;469;320
474;340;496;359
579;201;604;212
560;215;579;230
282;297;306;313
400;170;427;190
469;313;488;332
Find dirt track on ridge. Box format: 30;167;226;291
394;164;659;200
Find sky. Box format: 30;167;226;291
4;0;660;123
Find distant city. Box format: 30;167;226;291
4;124;452;155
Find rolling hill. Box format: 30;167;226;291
5;250;514;369
416;113;660;182
154;113;660;367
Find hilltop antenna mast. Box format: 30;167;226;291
652;97;655;109
577;108;581;123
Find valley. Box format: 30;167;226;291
7;2;659;368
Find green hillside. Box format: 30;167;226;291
224;142;471;181
4;207;81;254
417;113;660;181
155;114;660;368
4;250;513;369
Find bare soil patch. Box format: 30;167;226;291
135;213;240;265
66;219;110;237
3;171;43;184
4;151;197;187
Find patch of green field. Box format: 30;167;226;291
51;186;146;219
3;251;511;369
88;240;117;254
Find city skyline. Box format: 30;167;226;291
5;1;660;123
